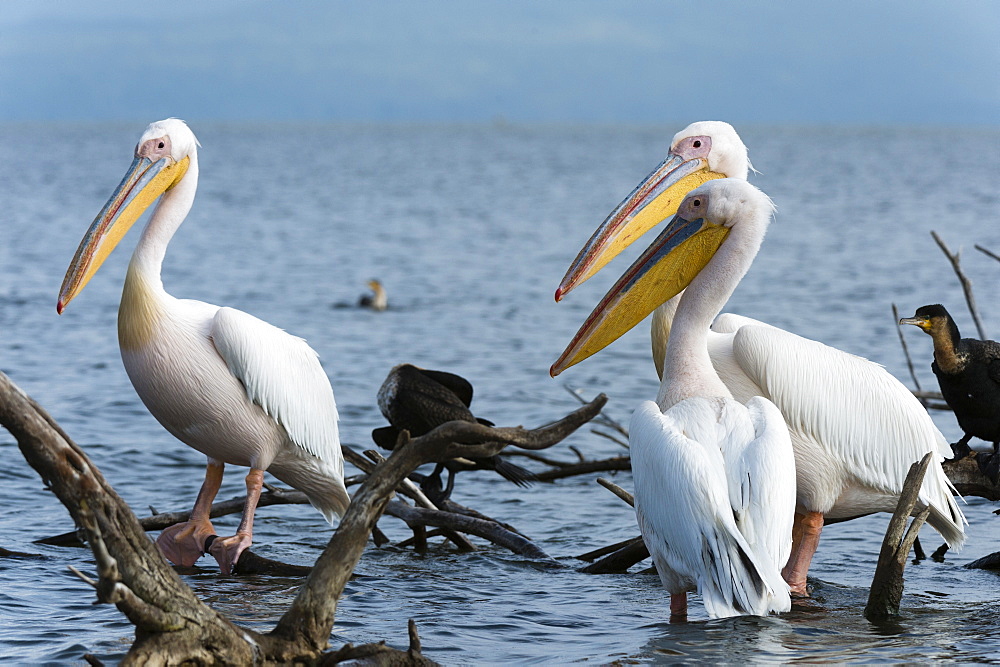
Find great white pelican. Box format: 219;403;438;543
557;180;796;618
57;119;349;574
553;121;965;596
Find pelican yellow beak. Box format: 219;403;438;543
550;212;730;376
554;149;726;302
57;154;189;313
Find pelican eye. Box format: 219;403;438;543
693;198;701;207
693;140;702;148
158;141;165;149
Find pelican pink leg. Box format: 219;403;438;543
207;468;265;575
156;459;224;566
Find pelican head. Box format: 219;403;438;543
551;178;772;376
57;119;198;313
554;121;749;302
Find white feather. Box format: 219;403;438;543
720;396;796;587
642;122;965;549
97;119;349;528
631;400;782;618
727;324;965;542
211;306;341;470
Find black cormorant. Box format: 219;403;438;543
372;364;535;501
900;304;1000;469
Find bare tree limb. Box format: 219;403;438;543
0;371;259;663
384;501;553;561
931;231;987;339
975;244;1000;264
943;453;1000;501
576;537;643;562
865;453;932;621
579;537;649;574
1;369;605;663
563;384;629;444
597;477;635;507
534;456;631;482
268;398;605;656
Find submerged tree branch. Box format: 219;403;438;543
931;231;987;340
865;453;932;621
0;369;605;663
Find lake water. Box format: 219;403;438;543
1;122;1000;663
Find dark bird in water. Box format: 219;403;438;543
900;304;1000;472
359;279;388;311
373;363;535;501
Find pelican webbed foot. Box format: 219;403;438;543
156;518;217;567
206;532;253;575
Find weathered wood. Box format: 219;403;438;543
966;551;1000;570
975;243;1000;264
597;477;635;507
932;230;987;340
0;371;259;664
1;369;605;663
864;453;932;621
943;452;1000;501
385;501;553;561
563;384;630;443
37;482;388;551
535;456;631;481
579;537;649;574
575;536;643;562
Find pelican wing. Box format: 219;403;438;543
210;307;342;467
711;312;771;334
719;396;796;577
730;324;965;544
630;400;776;618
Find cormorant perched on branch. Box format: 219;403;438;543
900;304;1000;472
372;364;535;501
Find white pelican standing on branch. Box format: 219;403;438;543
554;180;795;619
554;121;965;596
57;119;349;574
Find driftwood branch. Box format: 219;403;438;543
564;384;630;445
534;456;631;481
931;231;987;340
942;453;1000;501
579;537;650;574
910;391;951;412
597;477;635;507
576;478;649;573
385;501;553;561
975;244;1000;264
1;369;604;663
0;371;259;663
865;453;932;621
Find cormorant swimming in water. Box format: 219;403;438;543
359;279;388;311
373;363;535;501
900;304;1000;473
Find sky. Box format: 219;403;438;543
1;0;998;125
